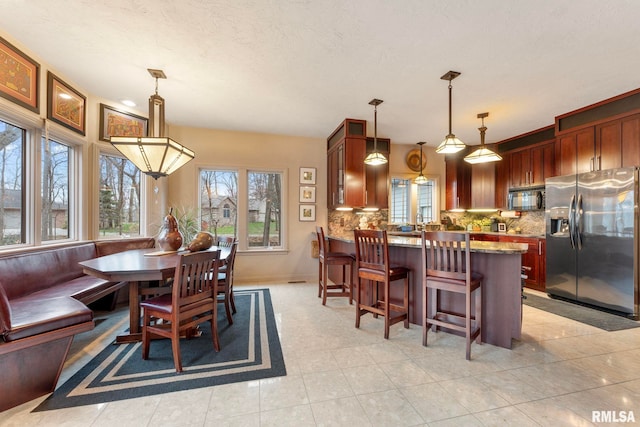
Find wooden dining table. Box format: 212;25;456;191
79;246;230;343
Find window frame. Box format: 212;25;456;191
198;166;288;253
388;173;440;226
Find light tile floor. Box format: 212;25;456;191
3;283;640;426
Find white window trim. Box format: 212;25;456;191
389;173;440;225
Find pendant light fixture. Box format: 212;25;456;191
364;98;388;165
436;71;466;154
464;112;502;164
110;69;195;180
414;141;428;184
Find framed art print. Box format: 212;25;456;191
0;36;40;113
99;103;148;142
299;186;316;203
299;204;316;222
47;72;86;135
299;167;316;185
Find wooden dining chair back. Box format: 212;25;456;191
217;240;238;323
141;249;221;372
316;226;354;305
421;231;482;360
353;229;410;339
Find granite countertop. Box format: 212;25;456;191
387;230;545;239
329;232;529;254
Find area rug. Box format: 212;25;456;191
523;291;640;331
34;288;286;411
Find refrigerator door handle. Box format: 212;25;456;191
569;194;576;249
576;193;584;250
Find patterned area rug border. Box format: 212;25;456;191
34;288;285;411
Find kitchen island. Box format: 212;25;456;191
328;233;528;349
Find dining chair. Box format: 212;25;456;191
353;229;410;339
316;226;354;305
140;249;221;372
216;239;238;323
421;231;482;360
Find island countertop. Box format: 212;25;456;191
328;232;528;254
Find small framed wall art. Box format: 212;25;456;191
99;103;148;142
0;36;40;113
299;204;316;222
299;186;316;203
47;72;86;135
299;167;316;185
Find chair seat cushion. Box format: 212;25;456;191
4;296;93;342
325;252;354;262
140;294;173;313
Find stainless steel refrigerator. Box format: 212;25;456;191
545;167;639;318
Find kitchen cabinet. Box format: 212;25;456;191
494;152;510;209
509;141;555;188
365;137;390;209
471;162;495;209
327;119;367;210
555;127;595;176
498;235;545;291
445;153;471;210
469;233;499;242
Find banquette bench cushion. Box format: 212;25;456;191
0;283;10;335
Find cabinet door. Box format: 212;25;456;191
530;142;555;186
365;137;390;209
556;128;594;176
596;120;622;171
471;162;495;208
343;138;366;208
327;147;339;209
445;154;471;210
509;150;528;188
494;152;509;209
621;114;640;168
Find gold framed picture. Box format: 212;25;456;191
47;72;86;135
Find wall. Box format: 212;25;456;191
166;125;326;284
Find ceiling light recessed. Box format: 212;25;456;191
121;99;136;107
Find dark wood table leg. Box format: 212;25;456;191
115;280;143;343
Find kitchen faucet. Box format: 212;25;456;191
415;212;423;231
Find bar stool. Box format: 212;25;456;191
315;226;354;305
421;231;482;360
353;229;410;339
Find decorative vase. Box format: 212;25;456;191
157;207;183;251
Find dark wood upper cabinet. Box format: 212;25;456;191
471;162;496;209
365;137;390;209
445;153;471;210
509;141;554;188
494;152;510;209
327;119;367;210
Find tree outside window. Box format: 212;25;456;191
98;153;141;237
41;138;70;241
200;170;238;242
0;120;24;246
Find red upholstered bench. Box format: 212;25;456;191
0;237;155;412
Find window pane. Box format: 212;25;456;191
99;153;141;237
417;180;434;223
41;138;70;240
0;120;24;246
390;178;410;223
248;171;282;248
200;169;238;241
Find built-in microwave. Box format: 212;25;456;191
507;187;545;211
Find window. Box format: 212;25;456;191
98;153;141;237
0;119;24;247
200;169;238;241
41;138;70;241
199;168;286;251
389;176;438;225
247;170;282;248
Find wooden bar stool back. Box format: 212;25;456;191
316;226;354;305
421;231;482;360
353;229;410;339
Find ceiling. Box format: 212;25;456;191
2;0;640;149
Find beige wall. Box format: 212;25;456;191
165;125;327;284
